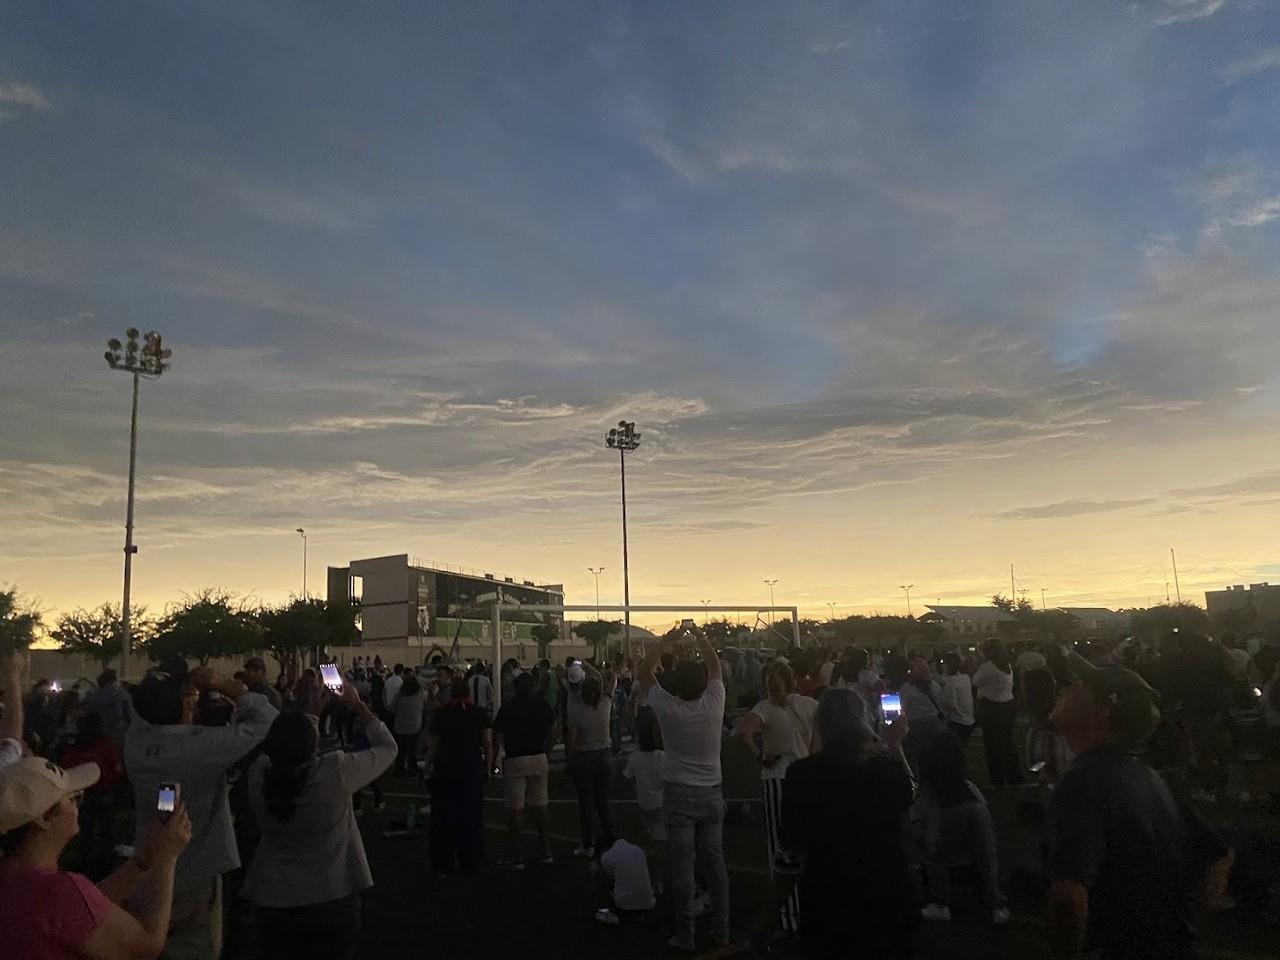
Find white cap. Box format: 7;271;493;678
0;757;100;832
566;663;586;684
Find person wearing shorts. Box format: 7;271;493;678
493;671;556;868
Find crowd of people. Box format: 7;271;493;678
0;625;1275;959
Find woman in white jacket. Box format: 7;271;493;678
243;683;397;960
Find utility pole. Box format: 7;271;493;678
1040;587;1047;611
296;528;308;599
605;422;641;659
587;567;605;620
1171;548;1182;603
1010;563;1016;600
899;583;915;617
105;329;172;681
827;601;837;620
701;599;711;625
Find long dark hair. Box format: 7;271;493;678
983;638;1012;674
815;688;876;761
921;731;971;806
261;711;317;822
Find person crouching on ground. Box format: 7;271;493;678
592;835;656;926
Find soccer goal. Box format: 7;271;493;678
486;602;801;710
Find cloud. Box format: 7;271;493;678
1218;46;1280;84
0;80;51;122
989;498;1156;521
1150;0;1235;25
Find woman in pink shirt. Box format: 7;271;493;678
0;756;191;959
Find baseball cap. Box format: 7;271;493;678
243;656;267;671
1078;661;1160;748
0;757;100;832
566;662;586;684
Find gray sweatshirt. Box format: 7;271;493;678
125;692;278;895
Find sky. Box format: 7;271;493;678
3;0;1280;628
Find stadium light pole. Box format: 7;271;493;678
900;583;915;617
763;579;779;621
104;328;172;681
605;421;641;659
701;599;711;625
827;601;837;620
296;528;308;599
587;567;605;620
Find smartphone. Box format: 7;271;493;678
157;782;179;821
880;693;902;723
319;663;343;692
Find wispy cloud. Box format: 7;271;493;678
1218;46;1280;84
1151;0;1235;26
0;80;51;122
990;498;1156;521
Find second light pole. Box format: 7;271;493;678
606;421;641;659
296;527;308;599
587;566;605;621
900;583;915;617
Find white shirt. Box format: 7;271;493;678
647;678;726;787
749;694;818;780
972;661;1014;703
601;839;655;911
0;738;21;771
817;661;835;688
1227;647;1251;681
383;674;404;706
1016;650;1047;675
468;674;494;711
937;674;975;726
392;691;426;735
623;749;666;811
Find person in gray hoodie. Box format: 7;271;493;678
125;660;278;960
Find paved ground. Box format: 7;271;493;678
342;731;1280;960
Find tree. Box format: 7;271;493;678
572;620;621;663
0;587;41;653
148;590;262;665
50;604;154;665
530;622;559;662
989;594;1082;642
1127;603;1209;642
259;598;360;684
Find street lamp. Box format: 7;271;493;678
899;583;915;617
587;566;605;621
605;420;641;658
827;601;837;620
701;599;711;625
296;528;308;599
763;579;779;619
104;328;172;681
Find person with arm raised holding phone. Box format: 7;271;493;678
639;632;730;953
243;682;396;960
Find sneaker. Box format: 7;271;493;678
921;903;952;921
665;936;696;953
594;909;621;926
539;854;555;865
691;891;711;917
992;907;1010;925
497;858;525;871
573;845;595;858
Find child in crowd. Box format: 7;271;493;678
623;707;666;892
918;731;1009;925
593;835;656;925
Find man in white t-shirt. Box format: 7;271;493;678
383;664;405;708
639;633;730;952
597;836;656;917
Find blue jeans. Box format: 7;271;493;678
664;782;730;947
924;799;1006;909
567;749;614;847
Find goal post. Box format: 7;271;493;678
487;603;801;710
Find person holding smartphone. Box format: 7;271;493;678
735;661;817;937
243;683;396;960
0;756;193;959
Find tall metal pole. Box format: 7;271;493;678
1171;548;1181;603
620;446;631;660
297;528;308;599
900;583;914;617
1010;563;1016;600
588;567;604;621
120;371;140;682
1040;587;1047;611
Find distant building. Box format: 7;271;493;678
924;604;1128;638
327;554;563;647
924;605;1016;637
1205;582;1280;625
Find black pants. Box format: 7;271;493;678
567;749;614;847
979;699;1023;787
393;733;418;775
430;763;484;873
949;722;975;746
256;890;362;960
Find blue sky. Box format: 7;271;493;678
3;1;1280;620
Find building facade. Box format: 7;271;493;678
327;554;564;647
1205;582;1280;625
